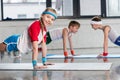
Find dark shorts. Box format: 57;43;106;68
46;32;52;45
114;36;120;46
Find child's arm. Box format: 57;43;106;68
32;41;39;68
68;35;75;55
102;26;111;56
41;37;53;65
41;38;47;65
32;41;47;69
63;28;68;57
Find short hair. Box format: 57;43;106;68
68;21;80;28
91;16;102;21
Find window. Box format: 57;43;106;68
3;0;46;20
106;0;120;17
17;14;26;19
52;0;73;16
1;0;120;20
34;14;39;18
80;0;101;16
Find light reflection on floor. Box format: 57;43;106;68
0;70;111;80
0;48;120;80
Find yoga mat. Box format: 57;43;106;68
0;63;112;71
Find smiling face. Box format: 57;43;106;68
40;7;57;27
41;14;55;27
68;21;80;33
69;25;79;33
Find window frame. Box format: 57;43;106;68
1;0;120;21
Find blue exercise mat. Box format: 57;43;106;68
0;63;112;71
46;54;120;59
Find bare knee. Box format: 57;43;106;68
0;42;6;52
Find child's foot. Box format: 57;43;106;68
13;51;21;58
0;51;5;60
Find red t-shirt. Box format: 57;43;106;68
17;20;47;53
28;20;47;43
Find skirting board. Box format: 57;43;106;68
0;63;112;71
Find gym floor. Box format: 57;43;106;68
0;48;120;80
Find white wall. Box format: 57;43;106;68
0;1;2;20
80;0;101;16
0;18;120;50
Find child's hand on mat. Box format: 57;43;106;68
44;62;54;65
34;65;47;69
98;54;103;57
97;54;103;59
71;50;75;56
97;52;108;57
